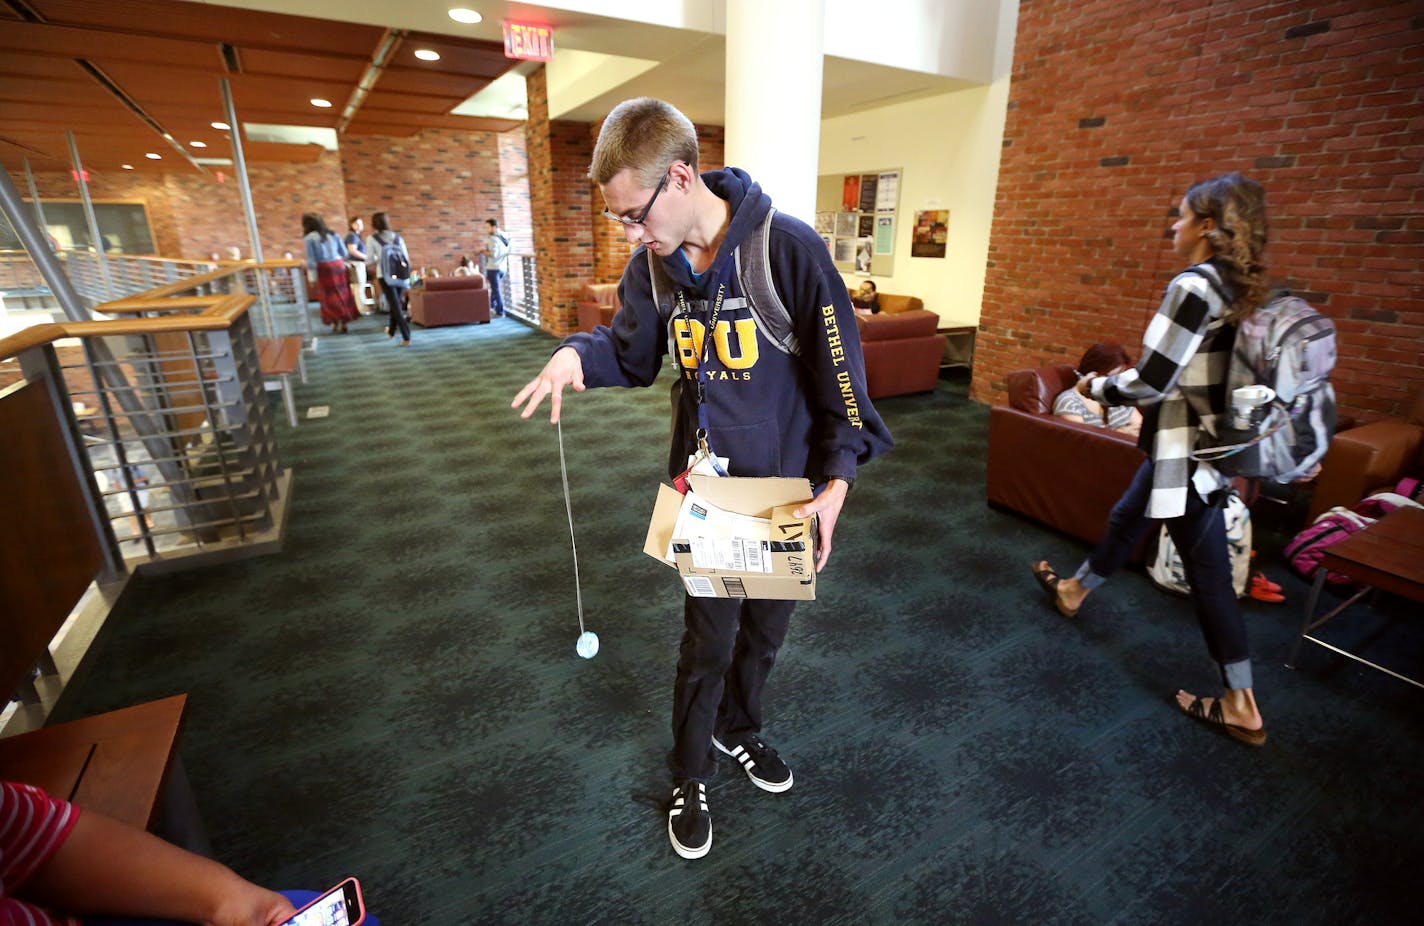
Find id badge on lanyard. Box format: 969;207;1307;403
677;278;730;477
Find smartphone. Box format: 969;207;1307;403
278;877;365;926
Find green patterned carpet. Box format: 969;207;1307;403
57;314;1422;924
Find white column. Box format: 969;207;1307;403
724;0;824;222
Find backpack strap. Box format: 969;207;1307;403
734;209;798;356
1183;263;1234;307
644;208;801;359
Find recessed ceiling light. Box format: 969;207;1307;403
310;98;332;108
415;49;441;61
448;8;482;24
122;164;135;170
190;141;207;148
145;152;162;159
211;121;231;131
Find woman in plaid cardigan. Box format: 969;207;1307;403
1033;172;1272;746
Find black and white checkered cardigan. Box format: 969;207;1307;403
1091;261;1235;519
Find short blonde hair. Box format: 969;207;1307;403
589;98;699;187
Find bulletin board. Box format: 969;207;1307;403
814;168;901;278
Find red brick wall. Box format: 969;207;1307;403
340;128;507;274
498;128;532;259
23;152;349;263
525;66;595;335
976;0;1424;423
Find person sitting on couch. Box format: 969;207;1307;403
851;280;880;315
1053;342;1142;437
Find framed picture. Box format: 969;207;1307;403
911;209;949;258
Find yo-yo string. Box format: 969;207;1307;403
556;418;586;635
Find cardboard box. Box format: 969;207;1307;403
643;474;817;600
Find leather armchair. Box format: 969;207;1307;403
986;365;1149;556
576;283;619;332
409;275;490;327
856;310;946;399
846;288;924;315
1308;390;1424;518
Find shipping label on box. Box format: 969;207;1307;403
644;475;816;600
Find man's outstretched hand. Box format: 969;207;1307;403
512;346;585;423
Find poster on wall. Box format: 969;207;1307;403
841;175;861;211
858;175;878;213
834;212;859;238
874;215;895;255
814;211;835;235
876;172;900;212
854;237;874;273
857;214;875;237
833;237;857;263
912;209;949;258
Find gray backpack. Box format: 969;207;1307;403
1189;271;1337;483
645;208;800;358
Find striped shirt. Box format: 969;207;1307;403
1;782;81;926
1091;261;1235;518
1052;388;1136;430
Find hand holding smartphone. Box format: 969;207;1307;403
278;878;365;926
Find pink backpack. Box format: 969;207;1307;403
1286;486;1422;585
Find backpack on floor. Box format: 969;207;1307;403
1148;492;1253;598
1286;490;1423;586
378;232;411;284
1189;273;1337;484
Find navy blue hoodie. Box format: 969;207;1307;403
563;167;892;483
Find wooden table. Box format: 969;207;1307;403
0;694;204;848
1287;506;1424;688
937;325;977;371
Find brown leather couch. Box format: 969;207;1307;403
1308;390;1424;518
576;283;619;332
856;310;946;399
409;275;490;327
986;365;1149;555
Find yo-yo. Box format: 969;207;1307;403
576;630;600;659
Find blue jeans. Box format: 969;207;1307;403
486;269;505;315
1075;460;1253;690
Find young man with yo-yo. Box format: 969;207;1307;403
512;97;891;860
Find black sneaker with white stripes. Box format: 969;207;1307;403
668;779;712;859
713;732;794;793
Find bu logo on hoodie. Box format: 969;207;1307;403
672;297;760;373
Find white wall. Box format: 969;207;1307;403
817;0;1017;326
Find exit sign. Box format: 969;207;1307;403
503;21;553;61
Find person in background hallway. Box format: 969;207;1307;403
1032;172;1273;747
345;215;371;314
482;218;510;317
512;97;892;860
1;779;294;925
1053;341;1143;436
301;213;359;334
851;279;880;315
367;211;411;345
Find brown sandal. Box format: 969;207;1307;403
1030;562;1079;618
1178;693;1267;746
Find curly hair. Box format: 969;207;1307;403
1184;172;1270;323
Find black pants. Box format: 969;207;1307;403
381;280;410;341
669;595;796;781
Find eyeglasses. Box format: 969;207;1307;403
603;169;670;227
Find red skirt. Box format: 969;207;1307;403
316;259;360;324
